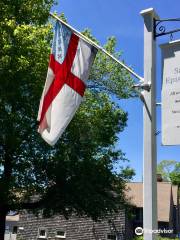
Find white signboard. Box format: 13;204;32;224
161;40;180;145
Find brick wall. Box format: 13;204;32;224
18;210;127;240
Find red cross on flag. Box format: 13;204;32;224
37;21;97;145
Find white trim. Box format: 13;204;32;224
38;228;47;239
55;230;66;239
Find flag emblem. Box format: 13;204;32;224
37;21;97;145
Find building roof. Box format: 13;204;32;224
172;185;178;206
126;182;178;222
157;182;171;222
5;183;179;224
126;182;143;208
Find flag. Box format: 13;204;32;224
37;20;97;146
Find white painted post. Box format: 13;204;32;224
140;8;158;240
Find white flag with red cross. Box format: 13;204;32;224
37;21;97;145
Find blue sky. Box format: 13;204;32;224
52;0;180;181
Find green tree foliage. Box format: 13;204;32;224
157;160;177;181
157;159;180;212
83;29;135;98
134;236;179;240
169;162;180;187
0;1;135;239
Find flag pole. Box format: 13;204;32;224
49;12;144;82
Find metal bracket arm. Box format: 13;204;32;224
154;18;180;38
133;82;151;91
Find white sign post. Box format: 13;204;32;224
141;8;158;240
161;41;180;145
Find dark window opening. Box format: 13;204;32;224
107;233;117;240
38;228;47;238
13;226;18;234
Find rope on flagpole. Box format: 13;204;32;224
49;12;144;82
